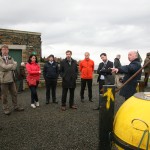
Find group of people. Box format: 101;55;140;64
0;44;149;115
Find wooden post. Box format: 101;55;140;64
99;85;116;150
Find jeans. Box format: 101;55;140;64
29;83;39;104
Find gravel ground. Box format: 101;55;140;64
0;84;149;150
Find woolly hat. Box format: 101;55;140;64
49;54;54;59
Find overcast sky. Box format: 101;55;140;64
0;0;150;66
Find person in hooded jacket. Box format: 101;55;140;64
43;54;59;104
26;54;41;108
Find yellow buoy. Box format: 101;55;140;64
113;92;150;150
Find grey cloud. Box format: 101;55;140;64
0;0;149;63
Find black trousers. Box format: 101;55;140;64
80;78;92;100
144;72;149;86
45;78;57;102
61;88;75;107
18;78;24;92
99;79;105;94
29;83;39;104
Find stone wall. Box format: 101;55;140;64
0;28;41;61
0;28;42;89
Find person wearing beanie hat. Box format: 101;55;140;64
49;54;54;59
43;54;59;104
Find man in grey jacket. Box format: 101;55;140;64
0;45;24;115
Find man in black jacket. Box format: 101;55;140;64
97;53;115;94
60;50;78;111
43;54;59;104
94;53;114;110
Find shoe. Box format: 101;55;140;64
70;105;77;109
93;107;99;110
89;99;93;102
61;106;66;111
35;102;39;107
81;99;84;103
46;100;49;104
14;107;24;111
4;109;11;115
31;104;36;108
53;101;58;104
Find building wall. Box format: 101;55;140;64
0;28;41;62
0;28;42;89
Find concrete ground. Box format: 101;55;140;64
0;84;149;150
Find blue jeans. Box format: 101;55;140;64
29;84;39;104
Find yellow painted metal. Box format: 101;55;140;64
103;88;114;109
113;93;150;149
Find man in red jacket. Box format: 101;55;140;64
79;52;94;102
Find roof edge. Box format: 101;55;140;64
0;28;41;35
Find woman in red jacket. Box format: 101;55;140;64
26;54;41;108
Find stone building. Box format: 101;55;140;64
0;28;41;67
0;28;42;89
